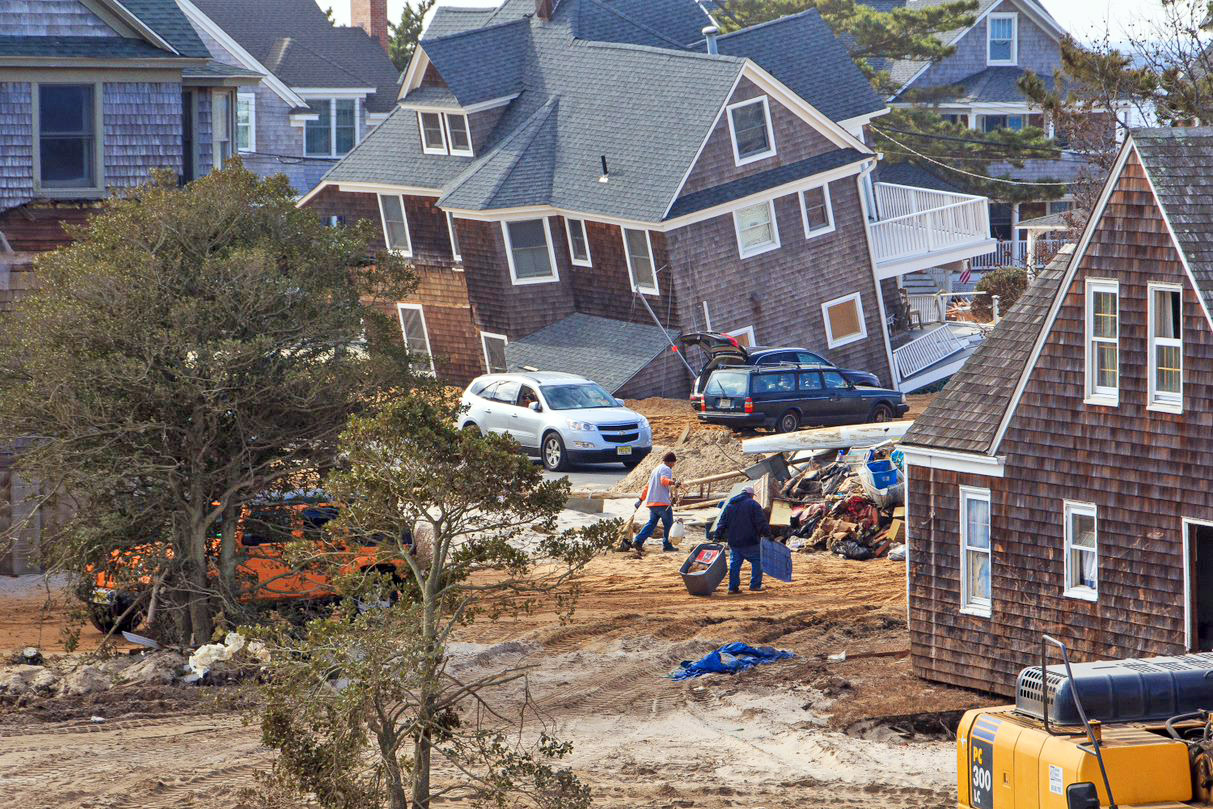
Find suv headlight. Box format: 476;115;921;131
566;420;597;432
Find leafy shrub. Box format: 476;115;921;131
972;267;1028;320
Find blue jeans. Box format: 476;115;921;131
729;545;763;591
635;505;674;547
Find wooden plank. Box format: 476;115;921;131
742;421;913;454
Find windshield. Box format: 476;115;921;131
540;383;617;410
705;371;748;397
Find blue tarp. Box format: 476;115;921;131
670;642;795;681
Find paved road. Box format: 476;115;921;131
541;462;631;494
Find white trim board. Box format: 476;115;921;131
1182;517;1213;652
901;445;1006;477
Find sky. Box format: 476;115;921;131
321;0;1177;46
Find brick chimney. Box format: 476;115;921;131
535;0;555;21
351;0;389;54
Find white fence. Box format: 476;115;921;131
869;183;991;266
971;238;1066;269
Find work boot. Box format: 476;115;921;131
662;543;676;552
749;585;764;593
633;542;645;559
726;588;742;595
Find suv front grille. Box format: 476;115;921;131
598;422;640;444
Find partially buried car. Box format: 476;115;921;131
458;372;653;471
697;364;908;433
678;332;882;409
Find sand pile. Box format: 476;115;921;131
611;429;746;496
624;397;725;444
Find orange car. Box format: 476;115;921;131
88;498;410;633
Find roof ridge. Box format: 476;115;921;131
422;14;530;44
440;98;559;205
479;98;561;205
577;36;744;64
714;7;820;40
579;0;694;50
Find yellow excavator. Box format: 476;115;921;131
957;636;1213;809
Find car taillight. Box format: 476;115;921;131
744;398;753;414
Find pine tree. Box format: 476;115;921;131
388;0;437;72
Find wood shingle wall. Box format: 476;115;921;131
909;152;1213;695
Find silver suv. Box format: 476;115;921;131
458;372;653;471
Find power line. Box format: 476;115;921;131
876;124;1062;156
871;125;1075;187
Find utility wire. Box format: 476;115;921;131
876;124;1062;155
871;125;1074;187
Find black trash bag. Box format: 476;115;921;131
833;539;874;561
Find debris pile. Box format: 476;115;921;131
611;429;745;497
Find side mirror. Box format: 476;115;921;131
615;397;625;407
1067;783;1100;809
529;401;542;413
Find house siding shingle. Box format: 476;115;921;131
914;1;1060;90
0;82;33;211
0;0;118;36
908;153;1213;695
666;174;894;386
103;82;183;186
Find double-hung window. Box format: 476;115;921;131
960;487;992;617
733;200;780;258
305;99;358;158
37;83;98;191
503;219;557;284
1063;501;1098;601
727;96;776;165
213;92;234;165
236;93;255;152
481;331;508;373
622;228;658;295
418;111;473;156
396;304;434;375
377;194;411;255
1149;284;1182;411
987;13;1017;65
564;218;592;266
800;184;835;238
1085;279;1119;403
446;212;462;264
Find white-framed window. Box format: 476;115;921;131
481;331;508;373
236;93;256;153
733;200;780;258
377;194;412;256
1149;283;1183;411
446;211;462;265
417;111;473;157
959;486;992;617
622;228;659;295
1063;501;1098;601
987;12;1017;65
33;82;101;192
727;326;756;347
564;217;592;267
1085;279;1119;404
799;183;835;238
502;218;558;284
305;98;358;157
212;90;234;165
821;292;867;349
726;96;776;166
396;303;435;375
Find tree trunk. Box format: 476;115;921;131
185;519;213;647
411;714;432;809
374;709;409;809
218;499;239;608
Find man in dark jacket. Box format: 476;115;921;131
712;485;770;593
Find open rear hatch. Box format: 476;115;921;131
679;332;751;397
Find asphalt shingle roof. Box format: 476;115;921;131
714;10;885;124
1134;127;1213;319
423;6;500;40
901;246;1071;453
121;0;211;57
504;313;676;393
667;148;869;218
893;66;1051;104
0;35;174;58
400;85;462;109
327;0;878;223
876;160;964;194
189;0;401;111
181;60;264;79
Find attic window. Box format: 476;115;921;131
418;111;473;157
727;97;776;166
987;13;1017;65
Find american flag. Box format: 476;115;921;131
959;266;972;286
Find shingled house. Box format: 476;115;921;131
0;0;264;573
177;0;402;195
301;0;997;397
901;128;1213;695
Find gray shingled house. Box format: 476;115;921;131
177;0;402;195
901;128;1213;694
0;0;265;573
302;0;998;398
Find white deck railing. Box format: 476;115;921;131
971;238;1067;269
893;324;970;380
869;183;991;267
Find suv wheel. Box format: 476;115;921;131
776;409;801;434
542;432;570;472
870;403;894;423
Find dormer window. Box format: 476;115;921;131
727;97;776;166
418;111;473;157
987;13;1017;65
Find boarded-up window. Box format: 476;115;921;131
960;487;992;615
481;332;507;374
1086;280;1118;400
623;228;658;294
1064;502;1098;600
1150;285;1182;408
397;304;434;374
821;293;866;348
378;194;411;254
